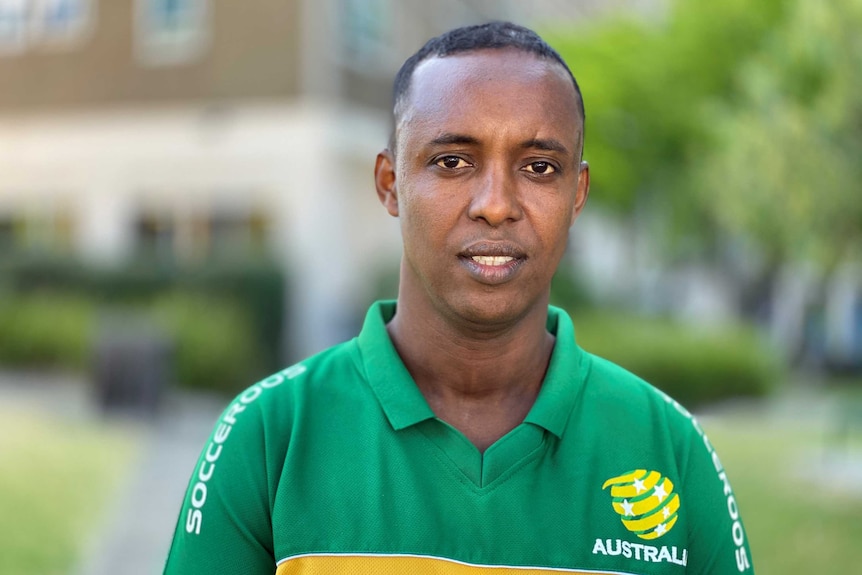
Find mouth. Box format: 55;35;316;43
460;242;526;259
458;242;527;284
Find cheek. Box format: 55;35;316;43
400;184;462;240
527;199;575;244
399;196;448;260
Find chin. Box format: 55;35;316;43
446;291;540;331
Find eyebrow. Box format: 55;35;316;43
429;133;480;147
427;133;572;156
521;138;570;155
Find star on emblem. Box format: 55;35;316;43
663;506;671;519
655;523;667;536
632;478;646;494
653;483;667;502
620;499;635;516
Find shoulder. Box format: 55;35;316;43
165;341;369;565
579;350;704;456
579;349;727;487
583;351;680;416
252;338;365;405
551;304;697;438
214;338;369;448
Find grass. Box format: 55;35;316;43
0;407;138;575
703;388;862;575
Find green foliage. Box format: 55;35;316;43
173;259;286;370
543;0;787;217
0;291;266;394
150;293;266;393
571;311;780;407
0;294;93;369
550;263;595;312
0;254;286;374
544;0;861;270
696;0;862;268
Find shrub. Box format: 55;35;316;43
569;311;781;407
150;293;266;394
0;293;93;369
0;254;286;373
0;291;267;395
177;260;285;371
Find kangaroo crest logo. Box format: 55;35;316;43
603;469;680;540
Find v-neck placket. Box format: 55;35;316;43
355;301;588;489
415;417;546;488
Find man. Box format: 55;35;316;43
164;22;754;575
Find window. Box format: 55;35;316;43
338;0;393;69
31;0;93;48
207;210;269;260
0;208;76;257
136;210;177;261
0;0;92;55
135;204;270;263
135;0;210;67
0;0;28;55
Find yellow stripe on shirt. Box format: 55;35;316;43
276;553;636;575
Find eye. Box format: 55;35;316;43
435;156;471;169
523;161;556;175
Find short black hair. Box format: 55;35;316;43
390;21;585;150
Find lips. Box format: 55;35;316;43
460;242;526;260
458;242;527;284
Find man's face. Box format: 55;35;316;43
375;48;589;329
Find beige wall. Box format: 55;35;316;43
0;0;642;113
0;0;301;112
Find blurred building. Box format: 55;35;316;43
0;0;640;360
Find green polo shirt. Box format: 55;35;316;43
164;301;754;575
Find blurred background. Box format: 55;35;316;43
0;0;860;573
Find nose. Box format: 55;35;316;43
467;165;523;226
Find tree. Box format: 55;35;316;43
697;0;862;272
544;0;787;242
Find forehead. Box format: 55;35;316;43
398;49;582;152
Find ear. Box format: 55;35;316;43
375;149;399;217
570;160;590;226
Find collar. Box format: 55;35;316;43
356;300;587;438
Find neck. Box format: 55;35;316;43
385;293;555;451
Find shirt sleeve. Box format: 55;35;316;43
163;393;276;575
669;399;755;574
